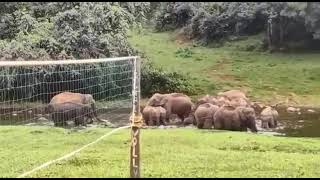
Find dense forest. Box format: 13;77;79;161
1;2;320;100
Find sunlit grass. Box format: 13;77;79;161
2;126;320;178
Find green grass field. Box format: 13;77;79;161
2;126;320;178
128;29;320;106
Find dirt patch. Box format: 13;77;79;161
174;30;192;45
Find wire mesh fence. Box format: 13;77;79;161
0;56;140;178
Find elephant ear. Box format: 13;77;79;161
159;96;168;106
83;94;94;104
147;93;163;106
238;107;254;123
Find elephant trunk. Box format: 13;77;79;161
90;103;102;122
249;117;258;133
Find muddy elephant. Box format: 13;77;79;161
229;97;250;108
217;89;248;100
146;93;193;123
197;95;218;105
260;106;279;129
215;96;232;107
49;102;95;127
142;105;166;126
195;103;219;129
48;92;100;122
213;105;258;132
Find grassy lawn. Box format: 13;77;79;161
128;29;320;106
2;126;320;178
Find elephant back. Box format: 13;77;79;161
170;96;193;112
218;90;248;101
50;92;84;105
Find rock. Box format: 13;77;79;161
183;116;195;126
38;117;49;122
287;106;300;113
307;109;316;113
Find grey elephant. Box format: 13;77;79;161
213;105;258;132
195;103;219;129
48;92;100;123
49;102;95;127
260;106;279;129
146;93;193;123
142;105;166;126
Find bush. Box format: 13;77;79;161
175;47;194;58
140;60;196;97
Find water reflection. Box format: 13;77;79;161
271;106;320;137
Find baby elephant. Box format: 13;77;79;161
260;106;279;129
142;106;166;126
195;103;219;129
49;102;95;127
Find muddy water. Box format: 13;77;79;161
271;106;320;137
1;105;320;138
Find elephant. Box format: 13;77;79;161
196;95;218;108
195;103;219;129
216;96;231;107
260;106;279;129
217;89;248;100
142;105;166;126
213;105;258;132
229;97;250;108
48;92;100;123
146;93;193;123
49;102;95;127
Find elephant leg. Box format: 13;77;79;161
144;119;149;126
164;105;171;122
274;119;278;128
197;118;204;129
213;119;223;130
192;117;197;126
74;117;80;126
203;118;213;129
155;119;161;126
268;121;273;128
262;121;269;129
160;117;167;126
179;115;185;122
149;119;155;126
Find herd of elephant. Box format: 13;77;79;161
43;90;279;132
142;90;279;132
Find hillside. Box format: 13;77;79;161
129;29;320;107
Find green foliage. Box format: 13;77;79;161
305;2;320;39
141;60;196;97
175;47;194;58
0;2;149;102
152;2;320;51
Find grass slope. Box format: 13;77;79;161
128;29;320;106
2;126;320;178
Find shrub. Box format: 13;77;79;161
140;60;196;97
